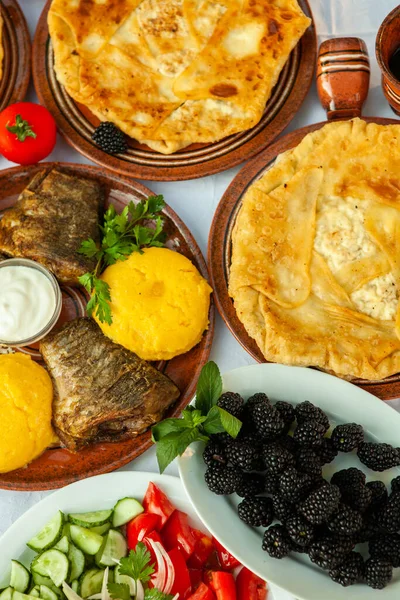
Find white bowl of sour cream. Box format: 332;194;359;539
0;258;62;347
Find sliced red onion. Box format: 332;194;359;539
135;580;144;600
154;541;175;594
148;538;166;591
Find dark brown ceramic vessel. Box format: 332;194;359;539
376;5;400;116
0;0;31;110
209;36;400;401
32;0;317;181
0;163;215;491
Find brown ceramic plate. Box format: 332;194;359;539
32;0;316;182
0;162;214;491
208;117;400;401
0;0;31;110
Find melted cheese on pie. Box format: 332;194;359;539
351;274;398;321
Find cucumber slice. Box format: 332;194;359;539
53;536;69;554
69;527;103;556
79;571;104;599
68;545;85;582
112;499;143;528
31;550;69;588
70;582;79;595
27;513;64;553
30;575;60;599
89;524;110;536
114;567;135;595
62;525;70;539
39;586;58;600
10;561;30;593
13;593;40;600
96;530;127;567
68;511;112;529
27;588;39;599
0;589;13;600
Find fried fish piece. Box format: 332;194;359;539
0;168;103;285
40;318;180;451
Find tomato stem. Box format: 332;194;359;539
6;114;37;142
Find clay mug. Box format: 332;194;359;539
317;37;370;120
376;5;400;116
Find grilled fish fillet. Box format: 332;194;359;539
0;168;103;285
40;318;180;451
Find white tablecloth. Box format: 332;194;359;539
1;2;400;597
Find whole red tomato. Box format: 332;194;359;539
0;102;57;165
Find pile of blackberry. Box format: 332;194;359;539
202;393;400;590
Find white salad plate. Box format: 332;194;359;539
179;364;400;600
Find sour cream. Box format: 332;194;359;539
0;265;58;343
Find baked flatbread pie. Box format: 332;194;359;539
230;118;400;381
48;0;310;154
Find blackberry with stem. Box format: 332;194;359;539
262;525;292;559
203;441;226;466
330;423;364;452
238;497;274;528
225;439;261;471
286;515;314;547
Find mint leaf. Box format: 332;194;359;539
156;428;207;473
118;543;154;583
203;405;226;435
107;583;131;600
218;407;242;439
152;418;190;442
195;361;223;415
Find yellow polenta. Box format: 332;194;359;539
0;353;55;473
95;247;212;360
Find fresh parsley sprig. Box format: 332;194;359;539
144;590;173;600
118;543;155;582
152;362;242;473
78;195;166;325
107;583;131;600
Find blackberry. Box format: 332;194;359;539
331;467;366;488
238;497;274;527
262;525;292;559
369;533;400;567
317;438;338;465
296;448;322;477
329;552;364;587
391;475;400;494
378;491;400;533
236;473;265;498
364;557;393;590
262;443;295;475
299;483;340;524
278;467;313;503
308;536;354;570
203;441;226;466
264;472;278;495
366;481;388;511
295;401;330;432
204;463;242;495
341;480;372;513
277;434;297;454
217;392;244;419
272;493;294;522
286;515;314;547
250;404;285;441
357;511;387;543
357;442;400;472
293;420;326;447
92;122;127;154
225;439;261;471
274;401;295;429
331;423;364;452
211;432;233;446
246;392;271;408
327;504;363;536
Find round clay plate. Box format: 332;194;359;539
0;0;31;110
208;117;400;401
32;0;316;182
0;162;215;491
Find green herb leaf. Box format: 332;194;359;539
217;407;242;438
78;272;95;295
156;428;207;474
152;418;191;442
195;361;223;415
203;405;226;435
118;543;155;583
78;239;101;259
6;114;37;142
147;195;166;215
107;583;131;600
144;589;173;600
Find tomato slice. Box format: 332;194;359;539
126;513;161;550
143;530;163;565
168;548;192;600
161;510;196;560
207;571;237;600
188;529;214;568
212;538;241;570
187;582;215;600
236;567;267;600
143;482;175;528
